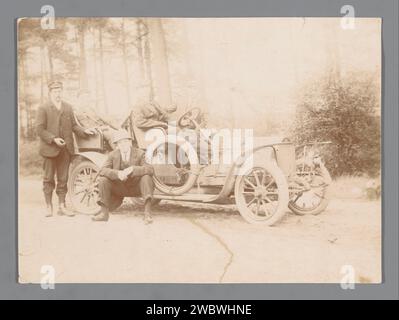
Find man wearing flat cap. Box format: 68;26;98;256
94;130;155;223
36;81;96;217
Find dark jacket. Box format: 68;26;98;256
99;147;153;180
135;101;170;129
36;101;87;157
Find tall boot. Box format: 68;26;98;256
45;203;53;218
58;202;75;217
92;206;109;222
44;193;53;218
143;199;153;224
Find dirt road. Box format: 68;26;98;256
18;178;381;283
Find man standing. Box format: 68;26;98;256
36;81;96;217
94;130;155;224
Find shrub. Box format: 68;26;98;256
19;140;43;176
290;71;380;177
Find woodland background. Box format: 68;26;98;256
18;18;381;177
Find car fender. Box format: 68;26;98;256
73;151;108;169
207;144;278;202
235;143;296;177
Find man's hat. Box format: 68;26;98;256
48;81;63;91
112;130;132;144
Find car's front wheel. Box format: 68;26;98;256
68;160;101;215
234;164;289;225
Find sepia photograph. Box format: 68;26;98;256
17;17;381;284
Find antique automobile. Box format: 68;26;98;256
67;108;332;225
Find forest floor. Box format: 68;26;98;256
18;177;381;284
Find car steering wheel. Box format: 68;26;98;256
177;107;202;130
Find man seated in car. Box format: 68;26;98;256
134;100;177;130
94;130;155;224
74;90;118;150
133;100;208;164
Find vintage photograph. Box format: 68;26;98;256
18;17;381;283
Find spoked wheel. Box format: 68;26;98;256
288;172;330;215
148;138;200;196
68;160;101;215
234;164;289;225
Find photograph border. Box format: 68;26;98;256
0;0;397;299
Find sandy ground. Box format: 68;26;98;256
18;178;381;283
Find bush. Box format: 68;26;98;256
19;140;43;176
290;71;380;178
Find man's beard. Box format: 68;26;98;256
52;97;61;107
119;145;131;154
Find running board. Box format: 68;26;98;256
154;193;219;203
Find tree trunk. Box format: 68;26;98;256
143;30;154;100
136;19;145;81
46;43;54;80
147;18;172;106
98;26;108;113
40;44;45;105
20;55;30;139
78;24;89;92
91;28;99;109
326;19;341;110
18;54;26;140
121;19;132;108
181;19;208;113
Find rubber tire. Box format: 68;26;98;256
288;181;330;216
234;163;289;226
68;160;101;215
149;138;201;196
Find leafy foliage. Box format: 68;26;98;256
19;140;43;176
290;71;380;177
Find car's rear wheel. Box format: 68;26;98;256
148;137;201;196
288;170;330;215
234;164;289;225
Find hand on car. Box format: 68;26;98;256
117;170;129;181
53;137;66;147
84;128;97;135
144;166;154;176
122;166;134;176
